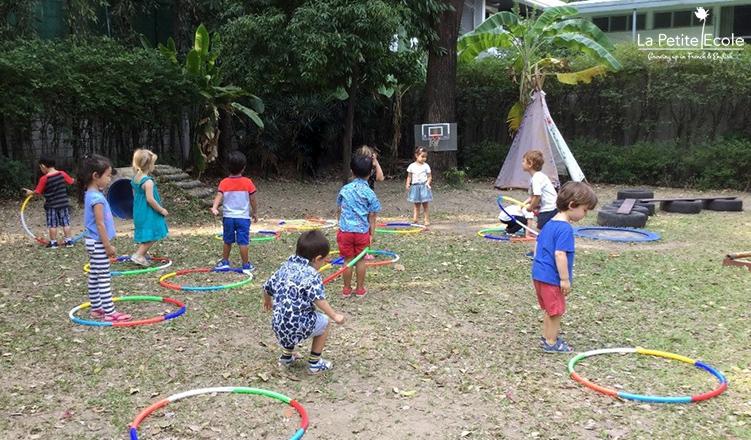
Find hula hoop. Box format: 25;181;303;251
325;249;400;269
573;226;661;243
159;267;254;291
128;387;308;440
568;347;728;404
476;227;511;241
68;295;186;328
83;256;173;277
214;230;281;243
375;222;426;235
279;218;337;232
20;194;84;245
496;195;538;237
322;247;369;285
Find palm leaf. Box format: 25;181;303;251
458;31;516;63
246;94;265;114
546;18;615;51
185;49;201;76
194;24;210;59
472;11;521;35
556;65;608;84
506;101;524;134
231;102;264;129
550;32;622;71
530;6;579;37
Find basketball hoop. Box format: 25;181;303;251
429;134;441;149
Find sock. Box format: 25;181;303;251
308;351;321;365
280;347;294;361
50;240;57;245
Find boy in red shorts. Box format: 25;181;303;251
336;154;381;297
532;182;597;353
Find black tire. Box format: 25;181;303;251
607;201;655;216
597;209;648;228
660;200;703;214
604;203;651;216
705;198;743;212
616;188;654;200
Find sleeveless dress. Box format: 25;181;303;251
131;176;168;243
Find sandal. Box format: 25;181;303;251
90;309;105;319
542;338;573;353
104;311;132;322
355;288;367;297
342;287;353;298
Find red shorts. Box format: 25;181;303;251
534;280;565;316
336;230;371;258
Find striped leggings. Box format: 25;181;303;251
85;239;115;314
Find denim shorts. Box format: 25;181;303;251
223;217;251;245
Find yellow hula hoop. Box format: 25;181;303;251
500;195;526;207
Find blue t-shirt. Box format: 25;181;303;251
84;190;116;241
336;178;381;233
263;256;327;347
532;219;575;285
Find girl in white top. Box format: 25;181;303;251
406;147;433;226
521;150;558;230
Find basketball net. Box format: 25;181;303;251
429;134;440;150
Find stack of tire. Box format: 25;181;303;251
597;188;656;228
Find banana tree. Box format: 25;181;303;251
458;6;621;133
160;24;264;176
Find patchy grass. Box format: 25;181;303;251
0;181;749;439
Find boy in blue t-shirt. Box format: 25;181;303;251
531;182;598;353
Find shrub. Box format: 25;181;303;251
443;167;467;188
460;141;508;178
0;158;32;198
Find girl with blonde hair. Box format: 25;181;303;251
130;149;169;266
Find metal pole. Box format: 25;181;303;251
632;8;637;42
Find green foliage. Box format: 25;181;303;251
459;141;509;178
572;137;751;191
0;157;32;198
0;38;195;164
442;167;467;188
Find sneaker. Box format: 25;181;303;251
278;353;301;368
64;239;74;248
214;259;231;270
308;359;333;375
525;251;534;260
355;288;367;297
542;338;573;353
515;229;527;237
130;254;151;267
241;262;255;274
46;241;58;249
539;336;546;347
342;287;352;298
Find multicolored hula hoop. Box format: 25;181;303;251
319;249;400;272
476;227;510;241
129;387;308;440
214;230;281;243
20;194;84;245
279;218;337;232
568;347;728;404
69;295;186;327
376;222;425;235
83;256;173;277
159;267;254;291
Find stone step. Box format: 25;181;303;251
154;165;184;176
159;172;191;182
173;180;203;190
200;198;214;208
187;187;215;199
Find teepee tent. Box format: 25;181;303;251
495;90;585;189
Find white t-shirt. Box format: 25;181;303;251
407;162;431;184
529;171;557;213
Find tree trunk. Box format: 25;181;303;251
342;64;360;178
424;0;464;174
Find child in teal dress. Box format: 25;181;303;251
130;149;169;266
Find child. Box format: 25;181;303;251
23;155;75;248
521;150;557;231
130;149;169;266
532;182;597;353
263;230;345;374
336;154;381;297
211;151;258;274
406;147;432;226
355;145;384;190
78;155;131;322
498;203;530;237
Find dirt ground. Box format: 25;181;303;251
0;180;749;440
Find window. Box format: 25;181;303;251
592;16;609;31
691;12;713;26
610;15;628;32
673;10;691;27
734;5;751;38
654;12;672;28
635;14;646;30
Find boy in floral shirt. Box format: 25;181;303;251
263;230;345;374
